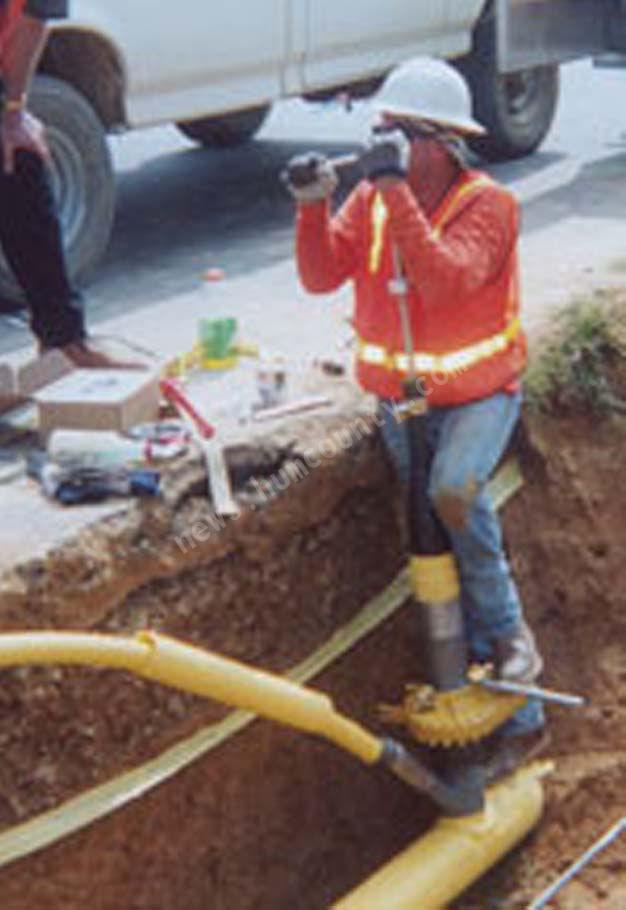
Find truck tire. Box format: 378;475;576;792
456;9;559;161
176;105;270;147
0;75;115;300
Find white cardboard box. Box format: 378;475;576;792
34;369;160;435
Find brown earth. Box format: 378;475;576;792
0;405;625;909
456;413;626;910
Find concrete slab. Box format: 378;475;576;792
0;259;355;580
0;478;119;572
1;260;351;373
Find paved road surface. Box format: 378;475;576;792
1;59;625;354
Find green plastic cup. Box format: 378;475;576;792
199;318;237;364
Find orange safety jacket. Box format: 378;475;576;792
296;169;526;406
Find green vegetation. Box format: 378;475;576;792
524;289;626;416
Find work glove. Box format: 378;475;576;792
281;152;338;202
359;127;410;181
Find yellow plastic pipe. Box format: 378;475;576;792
331;762;549;910
135;632;383;764
0;630;550;908
0;632;148;672
0;631;383;765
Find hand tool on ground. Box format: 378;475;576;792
251;394;332;422
160;378;238;516
160;377;216;438
528;816;626;909
127;420;191;446
29;454;160;505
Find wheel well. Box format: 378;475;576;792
38;29;126;130
303;73;386;102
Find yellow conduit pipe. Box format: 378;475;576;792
332;762;549;910
0;629;550;907
0;631;382;765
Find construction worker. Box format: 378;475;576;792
0;0;131;369
285;57;546;767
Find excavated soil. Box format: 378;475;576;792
455;413;626;910
0;406;625;909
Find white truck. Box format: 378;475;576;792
21;0;625;292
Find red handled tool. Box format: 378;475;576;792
160;378;216;439
159;377;237;516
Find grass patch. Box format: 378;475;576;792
524;289;626;416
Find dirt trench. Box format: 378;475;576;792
455;413;626;910
0;409;625;909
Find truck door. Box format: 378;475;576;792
496;0;607;72
117;0;288;125
301;0;453;91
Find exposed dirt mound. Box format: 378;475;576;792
456;412;626;909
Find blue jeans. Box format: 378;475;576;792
379;391;544;737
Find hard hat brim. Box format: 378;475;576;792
374;103;487;137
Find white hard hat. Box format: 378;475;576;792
373;57;486;136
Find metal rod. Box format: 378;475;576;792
390;244;417;385
251;394;331;422
528;818;626;909
480;679;586;708
331;152;360;170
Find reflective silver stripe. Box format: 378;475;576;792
368;174;494;274
358;319;520;376
360;343;388;366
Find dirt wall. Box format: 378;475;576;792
0;413;624;909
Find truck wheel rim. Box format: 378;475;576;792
502;69;541;122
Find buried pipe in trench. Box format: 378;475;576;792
0;630;550;906
333;761;549;910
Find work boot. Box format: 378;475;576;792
482;728;551;786
494;620;543;685
54;340;146;370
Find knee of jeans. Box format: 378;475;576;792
429;475;479;533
